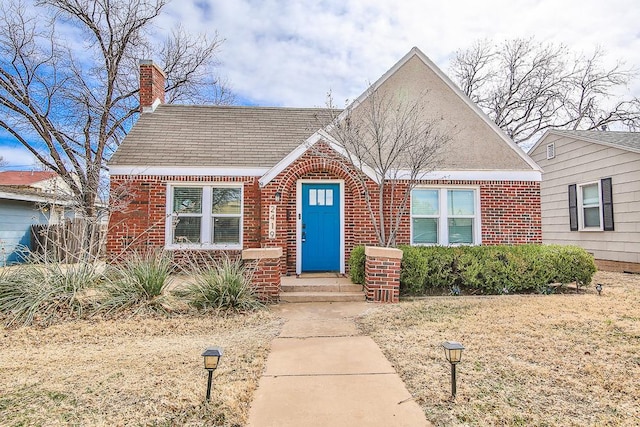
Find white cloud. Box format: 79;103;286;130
158;0;640;108
0;144;40;170
4;0;638;170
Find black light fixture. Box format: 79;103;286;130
596;283;603;296
442;341;464;399
274;191;282;202
202;347;223;402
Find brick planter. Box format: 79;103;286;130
364;246;403;303
242;248;283;302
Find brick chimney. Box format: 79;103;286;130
139;59;166;113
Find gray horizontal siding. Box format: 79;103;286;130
531;133;640;263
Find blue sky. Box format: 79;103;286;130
3;0;640;169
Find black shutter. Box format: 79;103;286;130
601;177;614;231
568;184;578;231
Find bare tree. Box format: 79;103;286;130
316;89;451;247
451;38;640;144
0;0;231;229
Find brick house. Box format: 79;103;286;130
107;48;542;297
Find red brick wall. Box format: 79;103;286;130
262;144;379;274
107;170;541;271
107;175;261;262
386;180;542;246
480;181;542;244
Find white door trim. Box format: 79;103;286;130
296;179;345;275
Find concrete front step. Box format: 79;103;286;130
280;276;364;303
281;283;363;293
280;291;365;303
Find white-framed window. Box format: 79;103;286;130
411;189;439;244
411;187;480;245
166;183;243;249
578;181;602;230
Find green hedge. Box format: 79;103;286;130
348;244;596;295
349;245;366;285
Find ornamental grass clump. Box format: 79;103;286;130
176;257;264;312
0;262;100;327
96;250;174;315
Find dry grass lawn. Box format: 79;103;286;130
357;271;640;426
2;271;638;426
0;312;282;426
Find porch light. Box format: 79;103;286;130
202;346;223;401
596;283;603;296
275;191;282;202
442;341;464;398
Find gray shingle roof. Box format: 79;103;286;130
554;130;640;152
109;105;337;168
0;185;74;203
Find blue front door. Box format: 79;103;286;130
301;183;340;272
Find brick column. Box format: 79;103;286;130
242;248;283;302
364;246;403;303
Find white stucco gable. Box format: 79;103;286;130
259;47;541;187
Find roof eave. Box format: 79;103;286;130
534;130;640;154
0;189;75;205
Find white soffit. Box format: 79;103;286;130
393;169;542;182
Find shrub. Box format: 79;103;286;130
509;245;554;293
456;246;488;292
400;246;457;295
96;251;174;315
349;246;366;285
0;262;101;327
398;246;427;294
175;257;264;312
397;244;596;296
546;245;597;287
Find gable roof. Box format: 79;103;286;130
533;130;640;154
346;47;540;172
109;106;336;170
0;171;57;186
260;47;541;186
111;47;541;182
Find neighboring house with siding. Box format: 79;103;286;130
0;171;75;266
530;130;640;272
107;47;542;289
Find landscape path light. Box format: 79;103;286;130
442;341;465;399
202;346;223;402
596;283;603;296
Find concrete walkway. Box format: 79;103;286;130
247;302;430;427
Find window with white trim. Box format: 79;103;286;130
168;184;242;248
578;182;602;230
411;188;479;245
